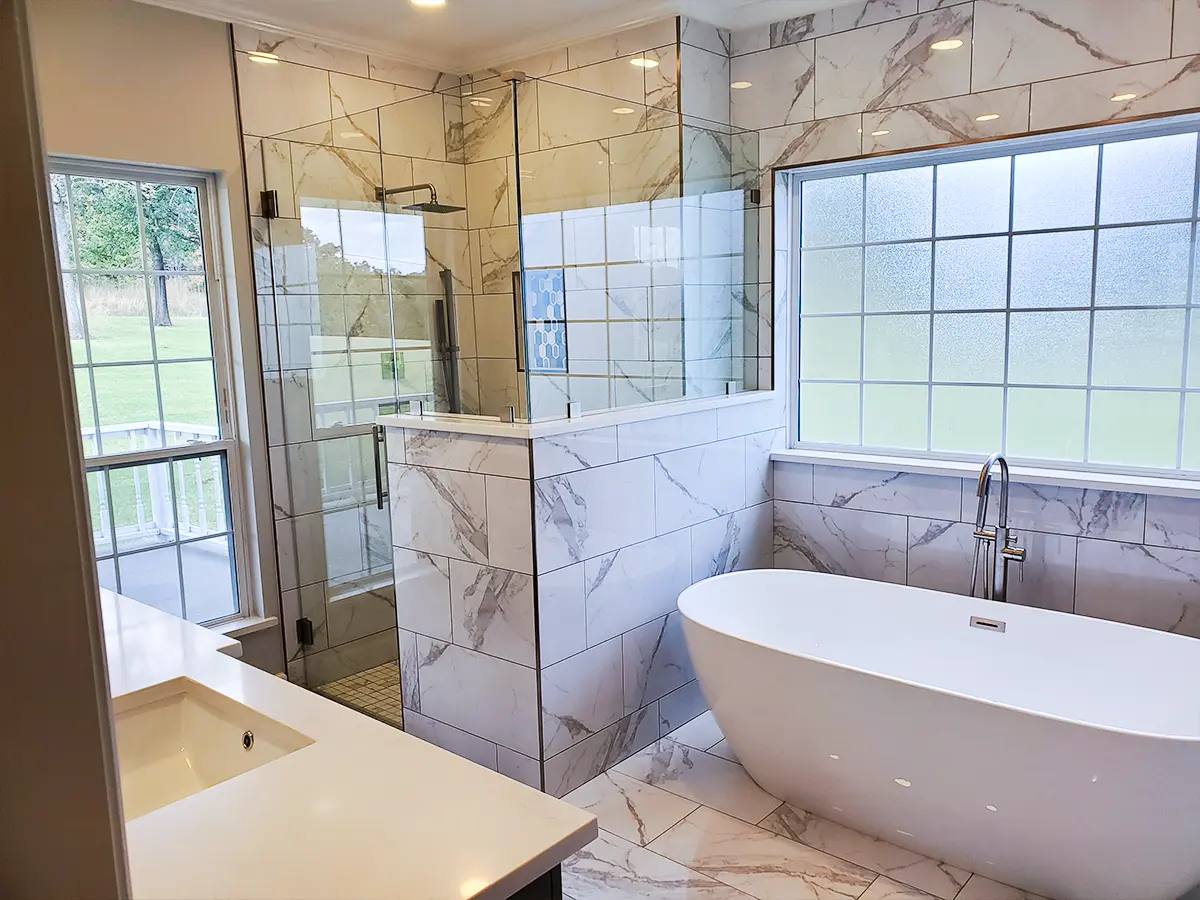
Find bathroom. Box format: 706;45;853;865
3;0;1199;897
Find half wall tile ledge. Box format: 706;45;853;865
773;449;1200;501
378;388;782;440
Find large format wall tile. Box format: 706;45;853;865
389;463;488;563
1075;539;1200;637
449;560;535;666
1028;56;1200;131
813;7;973;119
622;612;696;713
961;481;1146;543
1145;494;1200;552
972;0;1173;91
775;500;908;582
542;638;625;755
234;26;368;76
484;475;534;573
415;635;539;755
758;115;863;172
544;703;661;797
534;458;657;571
815;465;961;520
862;86;1031;153
404;709;499;771
731;43;816;131
654;438;748;532
236;55;332;138
690;502;774;580
402;429;529;477
1176;0;1200;56
533;427;619;478
585;529;693;645
538;563;587;666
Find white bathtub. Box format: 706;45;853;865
678;569;1200;900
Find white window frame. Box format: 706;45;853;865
50;157;255;626
782;112;1200;489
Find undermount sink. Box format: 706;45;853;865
113;677;314;820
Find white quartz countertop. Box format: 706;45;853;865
102;591;596;900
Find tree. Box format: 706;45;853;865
65;176;201;330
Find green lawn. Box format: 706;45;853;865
73;315;227;546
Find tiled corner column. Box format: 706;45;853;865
384;395;784;795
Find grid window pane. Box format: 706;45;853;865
935;156;1011;237
160;361;220;443
1012;145;1098;231
173;456;230;538
109;462;176;554
933;237;1008;310
866;167;933;242
181;535;238;624
801;248;862;314
1010;231;1094;309
800;317;861;380
1008;311;1090;385
797;117;1200;473
1088;390;1180;469
154;275;214;359
82;274;153;363
1095;224;1191;306
1099;133;1198;225
933;313;1005;383
864;314;930;382
1006;388;1087;461
75;368;98;457
96;557;118;593
88;470;113;559
1092;308;1186;388
93;364;162;452
864;243;931;312
931;385;1002;454
799;382;860;444
802;175;863;248
117;546;184;618
863;384;928;450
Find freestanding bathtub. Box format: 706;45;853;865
678;569;1200;900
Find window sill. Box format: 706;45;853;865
771;449;1200;500
208;615;278;640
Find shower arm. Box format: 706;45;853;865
375;182;439;204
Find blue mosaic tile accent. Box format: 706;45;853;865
524;268;567;374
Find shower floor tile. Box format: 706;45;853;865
563;715;1052;900
315;661;403;729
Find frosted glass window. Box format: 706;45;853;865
934;237;1008;310
1006;388;1087;461
933;313;1006;383
795;115;1200;473
864;242;932;311
800;317;861;380
1184;394;1200;469
801;247;862;314
936;157;1011;237
1100;133;1198;225
1095;224;1192;306
863;384;928;450
1008;311;1090;386
866;167;933;242
1013;146;1098;231
800;382;860;444
1088;390;1180;469
1092;309;1186;388
1010;231;1094;309
931;386;1003;455
802;175;863;247
863;315;930;382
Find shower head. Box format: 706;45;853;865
374;182;465;214
403;200;467;214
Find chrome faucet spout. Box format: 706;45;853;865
969;453;1024;603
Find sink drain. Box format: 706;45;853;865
242;730;254;751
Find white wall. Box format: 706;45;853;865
26;0;283;671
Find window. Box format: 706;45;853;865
790;115;1200;475
50;162;245;624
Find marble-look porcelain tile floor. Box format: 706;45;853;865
315;661;404;728
562;712;1050;900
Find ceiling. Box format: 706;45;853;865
137;0;857;73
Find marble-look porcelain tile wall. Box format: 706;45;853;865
238;26;472;687
534;400;783;795
729;0;1200;397
774;461;1200;639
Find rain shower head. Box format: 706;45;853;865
374;182;465;214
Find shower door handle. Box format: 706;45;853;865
372;424;388;510
511;270;526;374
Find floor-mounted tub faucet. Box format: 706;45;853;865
970;454;1026;602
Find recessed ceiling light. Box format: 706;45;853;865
986;805;998;812
1111;92;1138;102
930;38;963;50
612;107;635;115
339;131;366;139
469;97;492;107
975;113;1001;122
247;51;280;64
871;129;890;136
731;81;753;89
894;778;912;788
630;57;659;68
410;0;446;6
